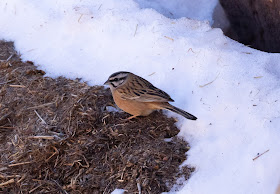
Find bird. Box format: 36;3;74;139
104;71;197;120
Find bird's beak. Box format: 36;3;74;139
104;79;109;85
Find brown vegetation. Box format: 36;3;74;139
0;41;193;193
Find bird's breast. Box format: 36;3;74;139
112;90;158;116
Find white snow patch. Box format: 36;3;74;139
106;106;121;112
111;189;126;194
135;0;218;21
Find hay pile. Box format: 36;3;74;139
0;41;194;193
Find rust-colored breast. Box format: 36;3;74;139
112;90;161;116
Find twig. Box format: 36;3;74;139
103;181;112;194
136;178;141;194
0;112;12;123
120;167;126;180
27;102;55;110
0;179;14;187
34;110;47;125
9;84;26;88
46;146;59;162
188;48;195;53
102;114;110;124
8;161;33;167
69;169;84;189
0;167;8;172
78;14;83;23
134;24;138;37
52;180;68;194
81;155;89;168
17;174;26;183
28;136;54;140
98;4;102;10
6;54;14;61
164;36;174;41
0;126;14;129
0;54;14;62
26;49;36;52
199;73;220;88
0;174;20;179
68;110;72;135
253;149;269;161
29;184;42;193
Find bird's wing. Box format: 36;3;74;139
117;76;174;102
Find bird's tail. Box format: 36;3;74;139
162;103;197;120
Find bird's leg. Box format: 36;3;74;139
119;115;139;122
126;115;139;120
120;114;139;121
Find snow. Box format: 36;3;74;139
111;189;126;194
135;0;218;21
1;0;280;193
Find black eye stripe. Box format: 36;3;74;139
110;77;125;82
109;78;118;82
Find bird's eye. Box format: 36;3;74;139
113;78;119;81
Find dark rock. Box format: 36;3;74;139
219;0;280;53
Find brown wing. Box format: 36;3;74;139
117;74;174;102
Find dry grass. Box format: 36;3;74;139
0;41;194;193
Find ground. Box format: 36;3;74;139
0;41;194;193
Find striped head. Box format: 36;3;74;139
104;71;130;88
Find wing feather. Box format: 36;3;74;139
118;75;174;102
